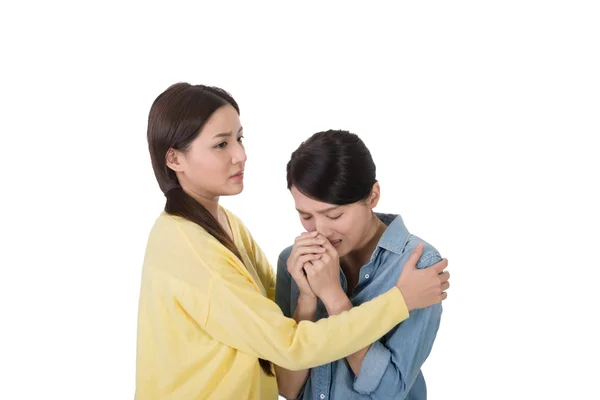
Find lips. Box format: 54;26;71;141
230;170;244;178
331;239;342;247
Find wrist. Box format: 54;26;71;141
298;293;317;306
321;286;352;315
294;294;317;322
394;285;414;311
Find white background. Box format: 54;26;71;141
1;1;599;399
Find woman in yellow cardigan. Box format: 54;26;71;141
135;82;450;399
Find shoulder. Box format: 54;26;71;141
143;212;217;285
278;245;294;264
147;211;235;268
147;211;197;249
378;213;442;269
403;235;442;269
275;245;294;275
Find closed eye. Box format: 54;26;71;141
328;214;343;220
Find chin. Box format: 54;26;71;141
336;246;349;258
223;184;244;196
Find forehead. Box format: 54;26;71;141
199;104;241;138
290;186;330;209
290;186;356;215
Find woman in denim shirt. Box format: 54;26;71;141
275;130;446;400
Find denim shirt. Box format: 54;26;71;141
275;213;443;400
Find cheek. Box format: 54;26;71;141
190;153;225;175
300;219;315;232
337;220;358;238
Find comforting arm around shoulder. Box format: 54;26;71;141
178;259;410;371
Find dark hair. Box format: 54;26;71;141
146;82;273;376
286;129;377;204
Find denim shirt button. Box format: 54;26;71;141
320;394;325;399
364;273;370;279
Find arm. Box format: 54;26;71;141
173;219;445;372
236;217;277;301
274;254;316;399
299;239;448;380
250;237;277;301
351;252;444;399
319;287;371;376
178;248;409;371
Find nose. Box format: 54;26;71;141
315;219;333;239
231;141;247;165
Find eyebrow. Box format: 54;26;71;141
212;126;243;139
296;205;340;215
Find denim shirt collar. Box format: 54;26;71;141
374;213;410;256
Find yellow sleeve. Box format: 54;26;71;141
229;211;276;301
248;234;276;302
170;212;409;371
186;255;409;371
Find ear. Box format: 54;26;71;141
166;148;185;172
367;182;381;209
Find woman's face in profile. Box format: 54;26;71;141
167;104;247;198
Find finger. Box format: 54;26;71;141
290;263;311;282
303;263;316;278
290;252;312;272
309;259;325;269
294;245;327;257
289;260;305;277
295;231;319;243
301;231;319;238
294;236;327;248
289;238;326;263
432;258;449;274
438;271;450;284
441;292;448;301
293;251;321;267
404;243;424;270
441;281;450;292
319;237;338;257
297;253;323;265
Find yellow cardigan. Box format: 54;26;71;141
135;208;409;399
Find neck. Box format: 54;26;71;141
342;213;387;273
183;185;220;220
